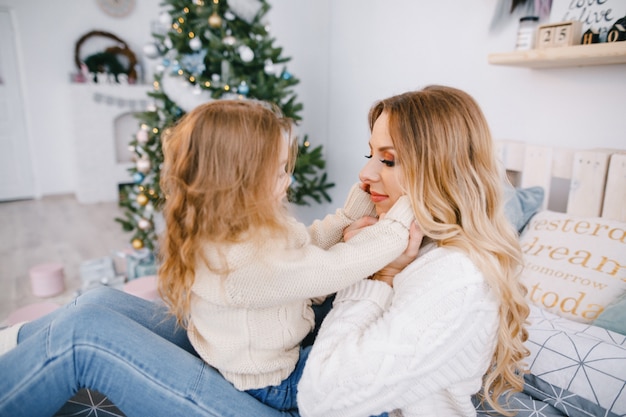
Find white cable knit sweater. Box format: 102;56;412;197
297;244;500;417
188;184;415;390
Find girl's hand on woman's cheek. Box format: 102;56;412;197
371;221;423;287
343;216;378;242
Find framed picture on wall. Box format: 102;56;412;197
549;0;626;39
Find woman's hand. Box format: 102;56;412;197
371;221;423;287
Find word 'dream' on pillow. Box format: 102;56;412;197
519;210;626;323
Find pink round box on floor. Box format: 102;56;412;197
29;262;65;297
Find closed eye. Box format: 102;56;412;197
365;154;395;167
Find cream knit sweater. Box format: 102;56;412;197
297;244;500;417
188;185;415;390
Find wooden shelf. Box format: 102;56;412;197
488;42;626;68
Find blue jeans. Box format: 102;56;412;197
246;346;311;411
0;287;297;417
238;297;389;417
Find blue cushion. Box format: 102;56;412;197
594;294;626;336
503;185;544;232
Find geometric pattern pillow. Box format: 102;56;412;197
525;304;626;416
523;374;619;417
519;210;626;323
475;377;609;417
53;389;125;417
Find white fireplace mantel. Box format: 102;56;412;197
69;84;152;203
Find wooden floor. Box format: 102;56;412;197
0;195;130;323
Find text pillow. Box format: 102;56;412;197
519;210;626;323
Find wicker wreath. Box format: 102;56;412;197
74;30;138;83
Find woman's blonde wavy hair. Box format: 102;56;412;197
158;99;295;326
368;86;529;416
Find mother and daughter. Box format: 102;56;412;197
0;85;529;417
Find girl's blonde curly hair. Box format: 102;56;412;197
158;99;295;326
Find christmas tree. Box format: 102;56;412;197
116;0;334;252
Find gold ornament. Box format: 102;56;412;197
137;193;149;206
208;12;222;28
131;238;144;250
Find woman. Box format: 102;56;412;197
297;85;529;417
0;85;528;417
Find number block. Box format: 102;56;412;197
537;21;582;49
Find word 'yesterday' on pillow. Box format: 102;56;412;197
519;210;626;323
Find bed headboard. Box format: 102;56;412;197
495;139;626;222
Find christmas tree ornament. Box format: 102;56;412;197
136;158;151;173
237;81;250;95
238;45;254;62
224;11;236;20
159;11;171;27
131;238;144;250
181;50;207;74
194;0;204;5
136;128;149;144
221;60;233;81
228;0;263;24
132;172;145;184
282;70;292;80
143;42;160;59
138;218;152;230
264;59;275;75
223;35;236;46
208;12;222;28
189;37;202;51
136;193;149;206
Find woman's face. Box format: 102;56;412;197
359;111;406;216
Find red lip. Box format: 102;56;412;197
369;191;388;203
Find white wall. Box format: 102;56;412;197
323;0;626;210
1;0;624;223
